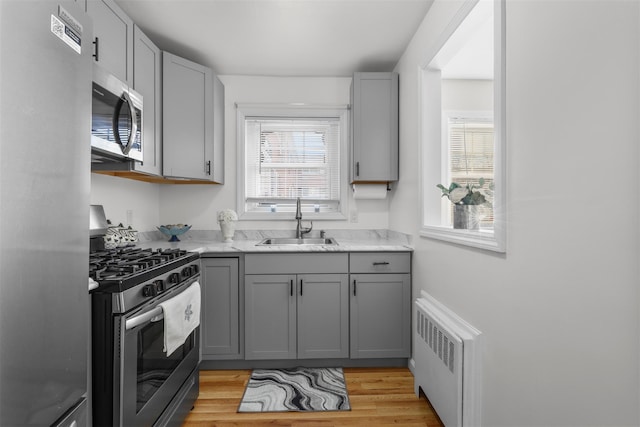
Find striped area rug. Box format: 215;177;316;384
237;367;351;412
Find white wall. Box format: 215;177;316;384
91;75;391;232
90;173;160;229
393;1;640;425
442;79;492;111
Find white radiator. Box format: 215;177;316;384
412;291;483;427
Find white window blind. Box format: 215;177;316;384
244;117;341;212
448;117;494;226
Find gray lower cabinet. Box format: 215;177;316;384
297;274;349;359
349;252;411;358
245;274;296;360
201;257;242;359
244;254;349;360
245;273;349;360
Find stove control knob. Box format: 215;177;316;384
168;272;180;284
181;266;192;279
142;284;157;297
153;279;165;293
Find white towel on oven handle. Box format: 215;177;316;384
159;281;201;356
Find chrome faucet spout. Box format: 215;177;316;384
295;197;302;220
295;197;312;238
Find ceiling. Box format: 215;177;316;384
115;0;434;77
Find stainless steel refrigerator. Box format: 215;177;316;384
0;1;92;425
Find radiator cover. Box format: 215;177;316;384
412;291;483;426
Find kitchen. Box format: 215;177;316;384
1;0;639;426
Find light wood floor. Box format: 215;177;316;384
182;367;444;427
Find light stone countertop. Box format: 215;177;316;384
135;229;413;254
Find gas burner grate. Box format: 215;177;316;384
89;247;192;282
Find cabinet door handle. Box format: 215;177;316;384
290;279;293;296
356;161;360;177
373;261;390;266
206;160;211;175
353;279;357;296
300;279;303;296
92;37;99;61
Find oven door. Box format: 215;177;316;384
116;279;200;426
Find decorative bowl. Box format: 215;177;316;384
157;224;192;242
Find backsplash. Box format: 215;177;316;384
138;228;412;246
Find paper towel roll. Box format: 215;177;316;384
352;184;388;200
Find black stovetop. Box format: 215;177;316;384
89;247;198;292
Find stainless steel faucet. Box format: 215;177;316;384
295;197;313;238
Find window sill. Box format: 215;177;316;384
420;225;505;252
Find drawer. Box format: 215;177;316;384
245;253;348;274
349;252;411;273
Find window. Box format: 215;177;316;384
237;105;349;220
443;113;494;228
419;0;506;252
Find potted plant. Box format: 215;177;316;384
437;179;488;230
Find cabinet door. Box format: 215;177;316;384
86;0;133;85
211;73;225;183
201;258;240;358
162;52;214;180
297;274;349;359
351;72;399;182
350;273;411;358
245;274;296;360
131;25;161;176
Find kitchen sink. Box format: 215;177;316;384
256;237;338;246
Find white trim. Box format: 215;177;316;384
417;290;483;427
420;225;502;252
236;104;349;221
419;0;480;70
419;0;506;253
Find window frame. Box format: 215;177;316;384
419;0;506;252
236;104;349;221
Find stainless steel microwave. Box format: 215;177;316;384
91;66;143;162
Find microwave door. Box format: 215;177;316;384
113;92;137;155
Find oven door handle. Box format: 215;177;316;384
125;306;163;331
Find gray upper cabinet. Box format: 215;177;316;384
212;73;225;184
349;252;411;358
201;257;242;359
131;25;162;176
90;25;163;178
350;72;399;183
85;0;133;85
162;52;224;183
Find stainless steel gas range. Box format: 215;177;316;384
90;246;200;427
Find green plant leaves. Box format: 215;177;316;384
436;179;488;205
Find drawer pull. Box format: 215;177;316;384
373;261;390;266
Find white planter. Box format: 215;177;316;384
219;220;236;242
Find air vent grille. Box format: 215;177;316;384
417;310;456;374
